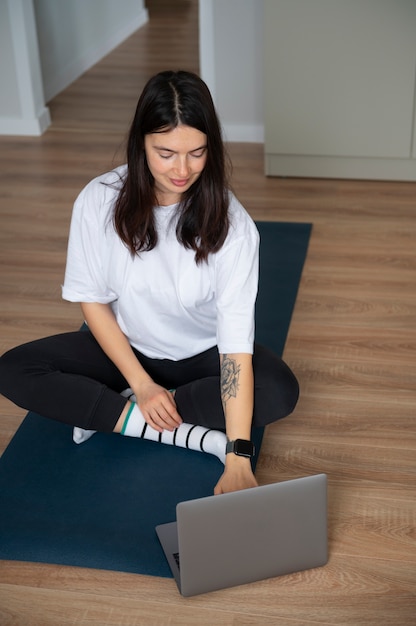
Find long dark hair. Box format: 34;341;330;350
113;70;230;263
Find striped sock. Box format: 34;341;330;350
122;402;226;463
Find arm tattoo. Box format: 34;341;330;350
220;354;241;405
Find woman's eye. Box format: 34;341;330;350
191;149;206;158
158;153;172;159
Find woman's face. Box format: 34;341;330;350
144;125;207;206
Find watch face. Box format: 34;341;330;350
235;439;254;457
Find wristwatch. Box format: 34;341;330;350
225;438;255;458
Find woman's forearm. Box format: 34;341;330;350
214;352;258;494
80;302;152;391
219;352;254;441
81;302;182;431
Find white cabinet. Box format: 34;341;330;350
264;0;416;180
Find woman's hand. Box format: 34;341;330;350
134;381;182;433
213;455;258;494
79;303;182;434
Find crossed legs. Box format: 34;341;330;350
0;330;299;458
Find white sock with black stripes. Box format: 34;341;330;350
73;388;227;463
121;402;226;464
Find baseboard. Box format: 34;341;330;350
265;153;416;182
0;106;51;136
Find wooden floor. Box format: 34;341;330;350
0;1;415;624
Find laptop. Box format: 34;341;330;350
156;473;328;596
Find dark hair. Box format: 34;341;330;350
113;70;230;263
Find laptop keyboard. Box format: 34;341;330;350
173;552;180;570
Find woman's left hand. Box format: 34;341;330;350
213;456;258;494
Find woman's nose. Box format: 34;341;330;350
174;156;190;177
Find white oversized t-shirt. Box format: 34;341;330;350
62;166;259;360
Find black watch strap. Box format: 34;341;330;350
225;438;255;458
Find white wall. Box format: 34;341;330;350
0;2;22;117
0;0;148;136
0;0;51;136
34;0;148;102
199;0;264;142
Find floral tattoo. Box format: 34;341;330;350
220;354;241;405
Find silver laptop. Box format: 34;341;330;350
156;473;328;596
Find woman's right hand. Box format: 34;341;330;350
80;303;183;434
134;381;182;433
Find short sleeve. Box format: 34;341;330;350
214;204;259;354
62;175;118;304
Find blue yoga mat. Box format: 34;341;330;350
0;221;312;577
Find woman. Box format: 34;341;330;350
0;71;299;494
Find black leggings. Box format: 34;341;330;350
0;330;299;432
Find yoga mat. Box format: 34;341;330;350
0;221;312;577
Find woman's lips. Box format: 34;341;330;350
170;178;189;187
